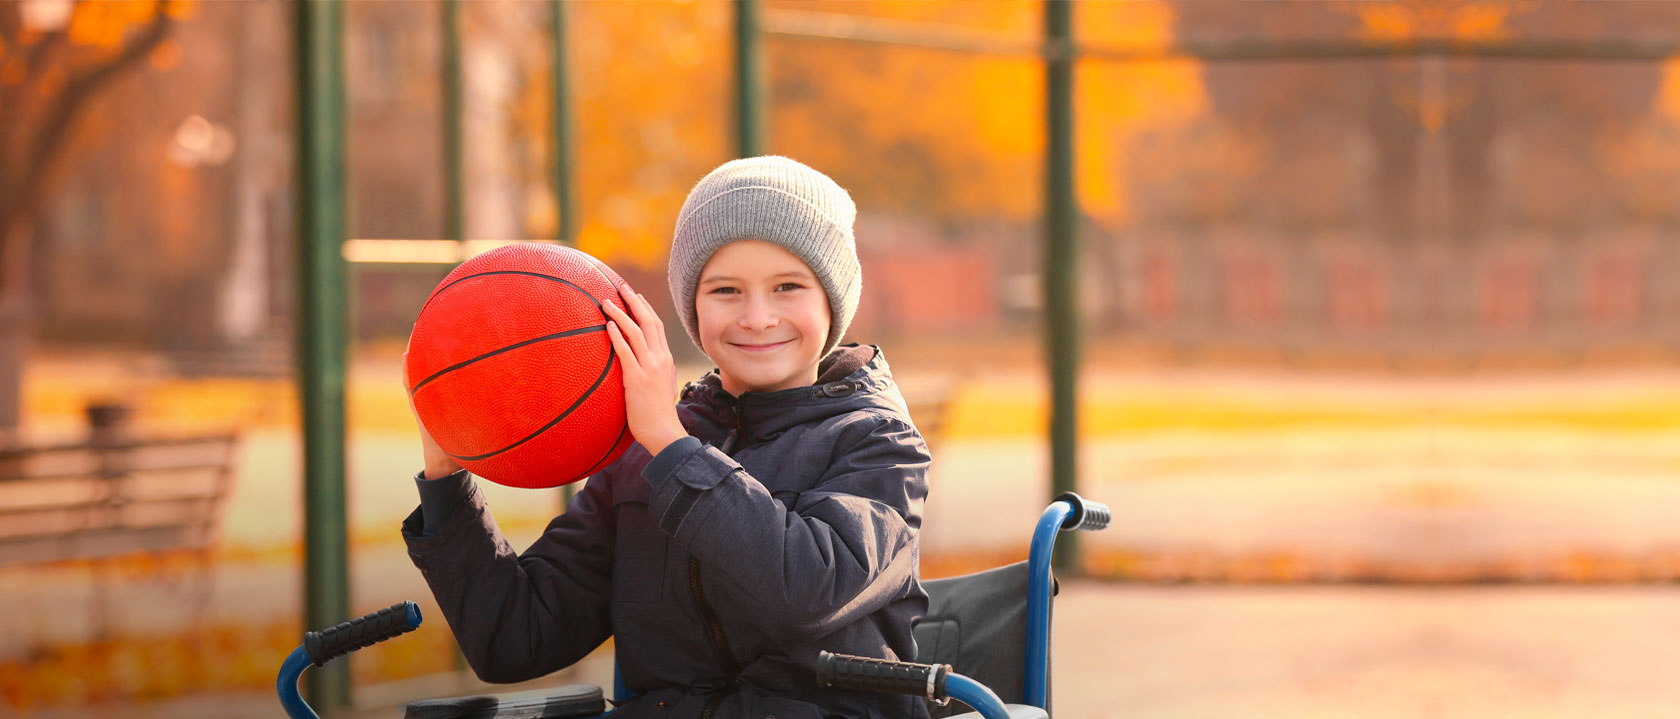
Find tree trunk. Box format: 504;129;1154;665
0;214;33;441
0;3;174;436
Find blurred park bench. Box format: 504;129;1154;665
0;402;239;569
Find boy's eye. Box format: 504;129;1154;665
776;282;804;292
709;287;738;295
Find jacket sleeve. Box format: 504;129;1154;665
401;468;616;683
642;414;929;644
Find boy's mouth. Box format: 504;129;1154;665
730;339;792;353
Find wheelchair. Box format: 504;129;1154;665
277;492;1111;719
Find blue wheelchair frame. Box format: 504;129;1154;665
277;493;1107;719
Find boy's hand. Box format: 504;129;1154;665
600;282;688;457
403;344;465;480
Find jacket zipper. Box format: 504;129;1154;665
691;556;739;719
699;395;748;719
719;395;748;456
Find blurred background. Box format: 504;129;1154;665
8;1;1680;717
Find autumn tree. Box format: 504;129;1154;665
0;0;178;433
499;0;1202;269
765;0;1205;230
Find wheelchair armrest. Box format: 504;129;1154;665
946;706;1048;719
403;683;605;719
817;652;1014;719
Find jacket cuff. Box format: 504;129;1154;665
414;468;472;535
647;444;741;538
400;476;492;578
640;436;703;488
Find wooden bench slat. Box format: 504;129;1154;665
0;525;210;564
0;464;228;484
0;433;238;566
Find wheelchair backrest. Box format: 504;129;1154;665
911;561;1056;718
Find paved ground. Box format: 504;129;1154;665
18;421;1680;652
31;582;1680;719
1054;583;1680;719
14;360;1680;716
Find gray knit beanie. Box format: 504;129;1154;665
668;155;860;357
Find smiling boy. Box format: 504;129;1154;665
402;156;932;719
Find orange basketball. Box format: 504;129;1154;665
406;244;633;488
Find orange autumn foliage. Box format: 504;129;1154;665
507;1;1207;273
768;1;1205;229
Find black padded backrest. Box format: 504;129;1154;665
912;561;1055;718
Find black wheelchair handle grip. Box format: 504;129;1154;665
305;601;422;667
1054;491;1111;531
816;651;950;702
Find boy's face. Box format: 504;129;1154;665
696;240;832;397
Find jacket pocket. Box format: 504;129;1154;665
612;503;668;603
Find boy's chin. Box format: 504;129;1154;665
718;361;816;395
723;369;791;393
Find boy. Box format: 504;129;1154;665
402;156;932;719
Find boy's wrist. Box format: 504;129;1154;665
421;459;464;480
642;436;703;489
641;429;688;458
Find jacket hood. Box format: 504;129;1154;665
680;343;913;444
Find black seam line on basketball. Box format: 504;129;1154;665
575;421;628;480
576;422;631;481
418;270;605;318
446;351;616;463
411;325;607;394
581;257;631;310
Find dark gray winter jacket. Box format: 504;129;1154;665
401;344;931;719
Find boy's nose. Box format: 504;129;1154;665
736;296;778;330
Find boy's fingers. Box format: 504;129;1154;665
637;292;663;331
624;288;651;326
633;293;666;355
605;321;638;371
623;285;661;328
400;352;413;396
603;294;668;375
632;292;672;357
601;298;634;330
602;298;651;359
600;300;636;336
617;285;640;318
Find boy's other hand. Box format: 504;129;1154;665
601;282;688;457
403;343;465;480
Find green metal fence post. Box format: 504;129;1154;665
735;0;766;157
295;0;351;712
439;0;476;672
551;0;577;250
1044;0;1081;574
551;0;579;509
442;0;464;247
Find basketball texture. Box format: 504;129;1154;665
406;244;633;488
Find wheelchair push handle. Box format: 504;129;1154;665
1053;491;1111;531
816;651;950;703
305;601;423;667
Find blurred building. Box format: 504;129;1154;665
26;1;1680;372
